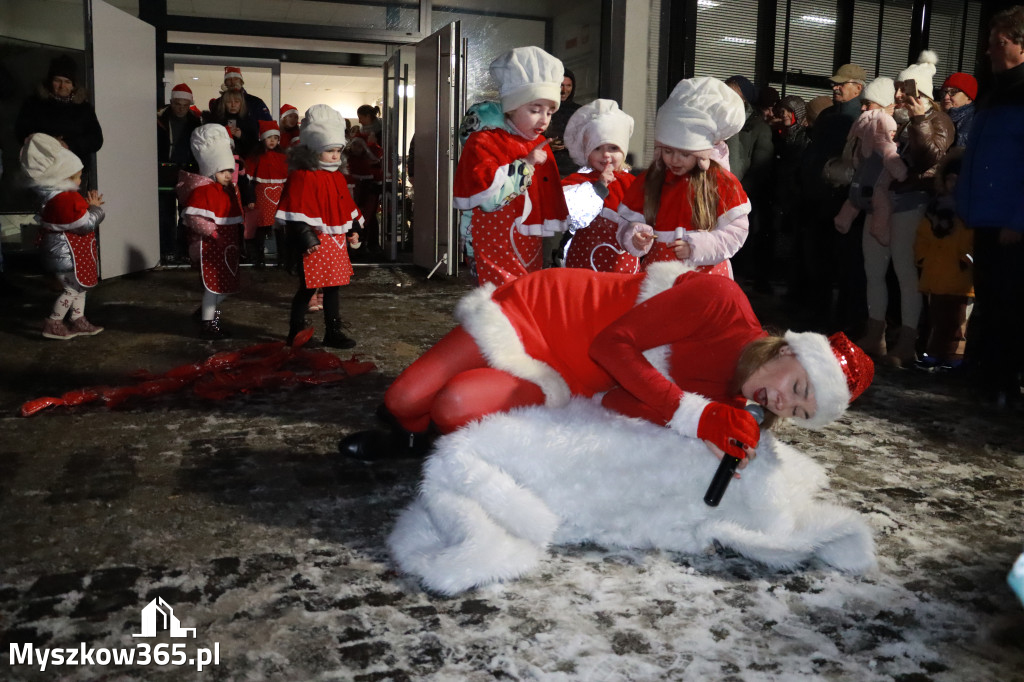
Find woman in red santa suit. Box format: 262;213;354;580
178;124;245;339
276;104;362;349
453;46;569;287
561;99;639;273
616;77;750;279
339;262;874;462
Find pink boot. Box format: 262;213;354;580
42;318;77;340
68;316;104;336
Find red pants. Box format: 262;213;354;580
384;326;545;434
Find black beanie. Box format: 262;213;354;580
47;54;77;85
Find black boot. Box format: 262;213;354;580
337;427;435;461
323;318;356;349
199;312;231;340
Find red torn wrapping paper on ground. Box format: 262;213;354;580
18;328;375;417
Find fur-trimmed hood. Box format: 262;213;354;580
36;82;90;105
287;144;321;171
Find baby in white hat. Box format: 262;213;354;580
615;77;752;280
20;133;106;340
452;46;569;287
560;99;640;273
177;123;245;339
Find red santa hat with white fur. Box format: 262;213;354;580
784;331;874;429
170;83;193;102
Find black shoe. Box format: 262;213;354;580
200;317;231;340
323;319;356;349
337;428;434;461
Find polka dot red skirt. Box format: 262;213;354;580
471;200;541;288
565;216;640;274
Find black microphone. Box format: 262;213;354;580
703;404;765;507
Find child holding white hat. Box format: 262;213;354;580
560;99;640;273
453;46;569;287
275;104;362;349
20;133;105;340
177;124;245;339
616;77;751;279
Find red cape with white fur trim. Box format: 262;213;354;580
618;165;749;232
453;128;568;235
276;169;360;233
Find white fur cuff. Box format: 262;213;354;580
668;392;711;438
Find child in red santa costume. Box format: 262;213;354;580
339;262;874;463
178;124;245;339
245;120;288;269
453;46;569;287
275;104;362;349
278;104;301;150
561;99;639;273
21;133;105;340
617;77;750;279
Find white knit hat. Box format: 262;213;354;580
190;123;235;178
861;77;895;108
564;99;634;167
19;133;83;188
489;46;564;113
300;104;347;151
897;50;939;99
654;77;745;151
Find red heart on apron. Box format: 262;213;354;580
224;243;238;275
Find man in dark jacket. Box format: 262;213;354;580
956;6;1024;407
157;84;202;263
15;54;103;170
797;63;866;332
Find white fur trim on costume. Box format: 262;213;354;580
785;330;851;429
388;398;876;595
454;284;571;407
668;392;712;438
453;165;510;211
617;204;645;224
181;206;244;225
273;210;353;233
636;260;691;304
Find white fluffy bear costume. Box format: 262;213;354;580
834;108;908;246
388;399;876;596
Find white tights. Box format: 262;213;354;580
201;289;226;321
50;272;87;321
862;208;924;327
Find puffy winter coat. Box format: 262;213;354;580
15;86;103;164
956;61;1024;233
891;105;955;211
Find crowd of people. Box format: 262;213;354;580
12;6;1024;427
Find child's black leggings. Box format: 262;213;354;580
290;267;340;329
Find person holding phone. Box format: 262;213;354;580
859;51;954;368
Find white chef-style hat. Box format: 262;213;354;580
300;104;347;151
564;99;634;167
489;46;564;113
19;133;83;189
654;76;745;152
190;124;235;178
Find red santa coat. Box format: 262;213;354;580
617;165;750;279
39;190;100;288
454;128;569;287
180;174;244;295
246;150;289;227
562;170;639;273
280;128;300;150
455;262;766;433
275;168;361;288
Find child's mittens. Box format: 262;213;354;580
834;201;859;234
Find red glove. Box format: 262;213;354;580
696;402;760;459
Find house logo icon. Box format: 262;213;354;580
133;597;196;638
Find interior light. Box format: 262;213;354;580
192;77;199;80
721;36;756;45
800;14;836;25
304;82;312;85
697;0;720;6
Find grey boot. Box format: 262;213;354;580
856;318;887;357
883;325;918;368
